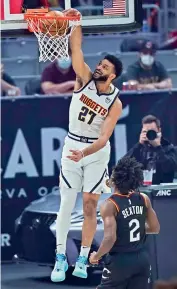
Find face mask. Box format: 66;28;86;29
57;57;71;70
140;54;154;66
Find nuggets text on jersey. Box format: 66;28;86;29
69;80;119;138
80;94;107;116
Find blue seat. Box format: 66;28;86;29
168;69;177;88
116;52;138;70
82;33;161;54
2;57;39;76
1;37;38;58
13;75;41;95
82;35;120;54
156;51;177;70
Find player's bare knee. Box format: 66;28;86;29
83;202;97;219
83;198;98;219
83;192;100;218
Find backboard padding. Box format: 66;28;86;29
1;0;142;34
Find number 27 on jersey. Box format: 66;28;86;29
78;106;96;125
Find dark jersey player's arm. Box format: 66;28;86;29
141;193;160;234
94;200;117;260
82;98;122;157
69;25;92;89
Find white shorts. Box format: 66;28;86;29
60;135;111;194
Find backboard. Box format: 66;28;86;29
1;0;142;35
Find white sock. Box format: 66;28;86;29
56;188;78;255
80;246;90;259
56;244;66;255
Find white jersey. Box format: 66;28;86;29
69;79;119;138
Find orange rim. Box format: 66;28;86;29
24;8;80;33
24;10;81;21
25;14;80;21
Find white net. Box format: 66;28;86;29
25;17;81;62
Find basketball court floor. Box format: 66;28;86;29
2;263;101;289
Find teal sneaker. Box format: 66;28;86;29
72;256;88;279
51;253;68;282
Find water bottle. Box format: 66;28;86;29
142;19;150;33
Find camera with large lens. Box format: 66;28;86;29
146;130;157;141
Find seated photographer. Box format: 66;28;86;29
125;115;177;184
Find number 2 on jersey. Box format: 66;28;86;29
78;106;96;125
129;219;140;242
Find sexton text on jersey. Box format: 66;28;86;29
122;206;144;219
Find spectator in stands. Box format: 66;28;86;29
126;40;172;90
1;64;21;96
41;55;76;95
124;115;177;184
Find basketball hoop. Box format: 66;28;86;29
24;9;81;62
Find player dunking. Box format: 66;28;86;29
89;156;160;289
51;9;123;282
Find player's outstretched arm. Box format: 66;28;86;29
82;98;122;157
69;19;92;85
92;201;117;261
141;193;160;234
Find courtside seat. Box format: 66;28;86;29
2;57;39;76
82;34;121;54
168;68;177;87
12;75;41;95
1;37;38;58
1;33;160;58
155;50;177;69
116;52;138;70
82;33;160;54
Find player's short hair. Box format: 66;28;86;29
104;54;123;78
111;156;143;194
142;115;161;128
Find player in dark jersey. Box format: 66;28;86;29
89;156;160;289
